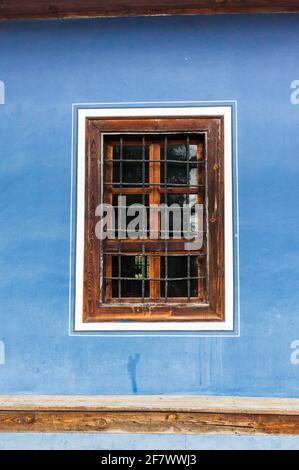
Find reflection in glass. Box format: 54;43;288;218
160;193;198;237
161;143;198;186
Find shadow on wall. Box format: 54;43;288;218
127;354;141;394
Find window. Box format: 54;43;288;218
75;107;233;331
103;134;206;305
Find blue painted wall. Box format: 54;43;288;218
2;433;299;450
0;14;299;398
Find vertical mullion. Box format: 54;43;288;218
149;142;160;300
105;144;113;301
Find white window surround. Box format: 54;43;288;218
74;106;234;331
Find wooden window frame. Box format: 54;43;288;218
83;116;224;323
74;106;234;332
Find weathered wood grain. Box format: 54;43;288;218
1;395;299;434
0;1;299;20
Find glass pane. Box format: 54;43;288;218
161;256;198;298
189;144;198;185
161;142;198;186
112;255;149;298
113;194;149;238
113;143;149;186
160;193;198;238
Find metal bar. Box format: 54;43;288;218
186;135;190;188
118;255;121;299
105;252;207;257
120;136;123;188
110;206;151;209
142;136;146;302
164;136;168;302
105;230;205;236
105;159;205;164
186;136;191;302
105;182;205;187
105;276;204;281
203;134;209;303
187;254;191;301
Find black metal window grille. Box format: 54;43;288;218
102;133;207;303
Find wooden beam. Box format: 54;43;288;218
0;1;299;20
1;395;299;434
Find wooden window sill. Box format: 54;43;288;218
1;395;299;434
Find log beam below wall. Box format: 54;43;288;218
1;395;299;434
0;1;299;20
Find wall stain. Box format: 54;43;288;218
127;353;140;394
